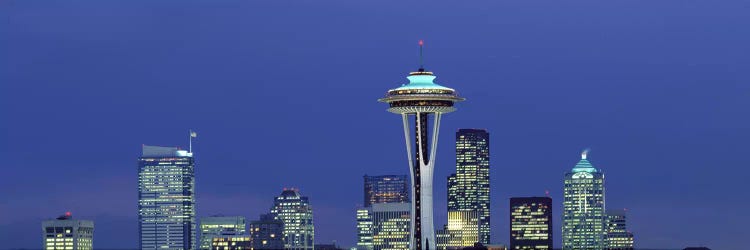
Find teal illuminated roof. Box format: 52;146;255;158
572;159;598;173
391;72;454;91
572;150;599;173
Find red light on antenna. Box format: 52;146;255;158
65;211;72;217
545;190;550;196
418;40;424;46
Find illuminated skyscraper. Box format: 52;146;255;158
359;174;409;250
199;216;246;250
364;175;409;207
562;150;605;250
42;212;94;250
372;203;412;250
435;210;479;249
378;41;464;250
356;207;374;250
270;189;314;250
138;145;196;250
448;129;490;244
605;209;634;250
509;197;553;249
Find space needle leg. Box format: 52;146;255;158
401;113;416;250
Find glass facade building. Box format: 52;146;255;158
605;209;634;250
435;210;480;249
448;129;491;244
199;216;246;250
138;145;196;250
364;175;409;207
357;207;374;250
371;203;411;250
270;189;314;250
509;197;553;250
42;213;94;250
359;174;409;250
562;150;605;250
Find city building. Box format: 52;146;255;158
509;197;553;249
270;188;314;250
138;145;196;250
364;175;409;207
359;174;409;250
199;216;246;250
210;236;252;250
683;248;711;250
448;129;491;244
371;203;411;250
435;210;480;249
356;207;374;250
248;213;284;249
378;41;465;250
42;212;94;250
562;150;606;250
605;209;634;250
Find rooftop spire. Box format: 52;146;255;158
418;39;425;71
581;148;589;159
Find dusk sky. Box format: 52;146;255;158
1;0;749;249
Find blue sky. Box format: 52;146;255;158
1;0;748;248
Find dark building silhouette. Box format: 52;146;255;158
248;213;284;249
509;197;552;250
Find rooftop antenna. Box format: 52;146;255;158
418;40;425;71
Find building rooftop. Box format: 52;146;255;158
142;145;192;157
390;71;455;91
572;150;599;173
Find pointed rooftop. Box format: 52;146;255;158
572;149;599;173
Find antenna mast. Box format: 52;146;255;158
418;40;425;70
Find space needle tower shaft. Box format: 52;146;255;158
378;41;464;250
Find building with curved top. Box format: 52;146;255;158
378;43;464;250
562;150;606;250
270;188;314;250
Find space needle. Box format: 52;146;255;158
378;40;464;250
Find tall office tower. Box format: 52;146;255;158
448;129;491;244
42;212;94;250
563;150;606;250
270;189;314;250
359;174;409;250
378;41;465;250
509;197;553;249
356;207;374;250
435;210;480;249
364;175;409;207
248;213;285;249
138;145;196;250
605;209;634;250
199;216;246;250
371;203;412;250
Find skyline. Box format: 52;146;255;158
2;0;749;249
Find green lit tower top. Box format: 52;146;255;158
563;149;606;250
